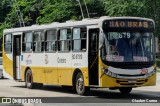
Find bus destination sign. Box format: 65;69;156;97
103;19;155;32
109;21;149;28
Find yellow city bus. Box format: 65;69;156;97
2;16;156;95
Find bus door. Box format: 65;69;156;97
88;28;99;85
13;33;21;80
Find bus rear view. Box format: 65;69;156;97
100;18;156;94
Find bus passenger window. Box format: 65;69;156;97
4;34;12;53
45;30;57;52
33;31;45;52
73;28;86;51
58;29;71;51
22;32;33;52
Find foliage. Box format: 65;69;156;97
103;0;160;37
0;0;160;39
143;0;160;37
104;0;145;17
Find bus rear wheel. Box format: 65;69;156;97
119;87;132;94
25;69;43;89
75;72;90;95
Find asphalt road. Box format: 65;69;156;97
0;73;160;104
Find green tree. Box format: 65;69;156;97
0;0;12;38
5;0;44;27
103;0;145;16
143;0;160;37
37;0;75;24
36;0;105;24
0;0;160;38
103;0;160;37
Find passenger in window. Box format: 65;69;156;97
109;39;118;55
117;37;132;61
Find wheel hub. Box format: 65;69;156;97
77;78;84;91
27;73;32;87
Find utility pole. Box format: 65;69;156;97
12;0;25;27
83;0;90;18
76;0;84;19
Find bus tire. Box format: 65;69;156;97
75;72;90;95
25;69;36;89
119;87;132;94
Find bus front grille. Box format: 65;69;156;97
116;79;148;85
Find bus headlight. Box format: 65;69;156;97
145;69;156;78
102;67;117;78
145;73;150;78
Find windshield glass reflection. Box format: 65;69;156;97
101;32;153;62
0;58;2;65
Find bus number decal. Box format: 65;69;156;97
119;32;130;38
72;54;83;60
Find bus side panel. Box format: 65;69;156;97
31;66;45;83
21;66;46;84
21;53;28;81
58;67;72;85
44;67;58;85
57;53;72;85
21;53;45;83
2;34;14;79
57;52;89;86
21;65;26;81
72;52;89;86
99;57;116;87
45;53;58;85
3;52;14;79
57;68;89;86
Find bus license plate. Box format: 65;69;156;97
128;80;137;83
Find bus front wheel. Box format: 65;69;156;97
25;69;43;89
75;72;90;95
25;69;34;89
119;87;132;94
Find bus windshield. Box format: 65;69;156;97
101;32;154;62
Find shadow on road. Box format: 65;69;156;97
12;85;75;94
89;89;160;99
12;84;160;98
42;85;75;94
0;78;8;80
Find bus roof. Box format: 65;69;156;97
3;16;154;34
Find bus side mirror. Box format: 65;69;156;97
155;37;160;58
155;37;159;53
99;28;104;50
